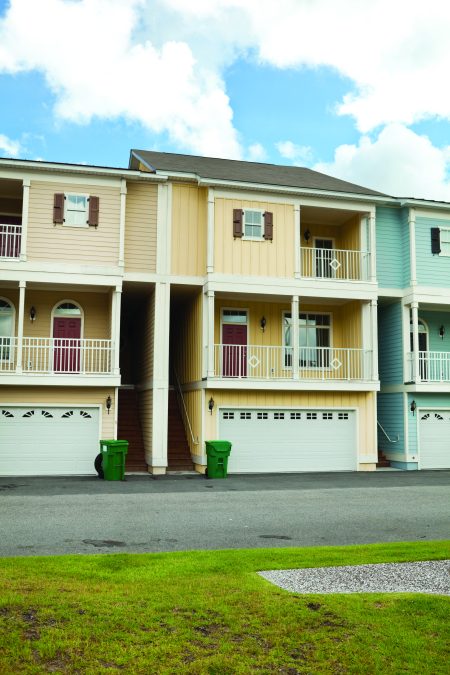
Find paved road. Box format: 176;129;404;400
1;471;449;557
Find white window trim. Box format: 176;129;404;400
438;226;450;257
220;308;249;344
63;192;90;228
50;300;84;339
242;208;265;241
0;296;15;363
282;310;333;371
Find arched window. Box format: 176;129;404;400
410;318;428;352
54;302;82;318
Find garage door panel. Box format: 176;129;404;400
419;411;450;469
0;406;100;476
220;408;356;473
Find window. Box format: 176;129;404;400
283;312;331;368
243;209;264;239
439;228;450;257
54;302;82;317
222;309;247;324
53;193;99;227
0;298;14;361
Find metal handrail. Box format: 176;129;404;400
377;421;399;443
173;369;198;446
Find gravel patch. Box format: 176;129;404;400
259;560;450;595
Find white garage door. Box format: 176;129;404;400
419;410;450;469
0;406;100;476
219;408;356;473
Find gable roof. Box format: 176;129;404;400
130;149;388;197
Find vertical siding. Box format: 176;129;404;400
183;389;202;456
376;206;405;288
215;198;295;277
171;184;207;276
377;392;405;455
340;301;362;349
339;215;361;250
125;182;157;273
173;291;203;384
415;216;450;287
378;302;404;384
27;180;121;265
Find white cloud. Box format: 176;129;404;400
247;142;267;162
314;124;450;201
0;133;21;157
276;141;313;165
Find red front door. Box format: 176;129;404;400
222;323;247;377
53;317;81;373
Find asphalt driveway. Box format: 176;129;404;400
1;471;449;557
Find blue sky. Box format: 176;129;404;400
0;0;449;200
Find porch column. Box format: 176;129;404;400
370;300;379;381
16;281;26;374
151;282;171;471
112;285;122;375
368;210;377;282
207;189;215;274
207;290;215;377
118;179;127;268
294;204;301;278
411;302;420;383
402;303;411;382
20;179;30;262
291;295;299;380
408;208;417;286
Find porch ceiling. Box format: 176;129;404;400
0;177;23;198
301;206;360;226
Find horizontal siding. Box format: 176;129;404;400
125;182;157;273
377;393;405;455
419;310;450;353
376;206;404;288
183;389;202;455
416;216;450;287
138;389;153;465
136;290;155;383
27;180;120;265
378;302;403;384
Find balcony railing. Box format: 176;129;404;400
0;337;114;375
300;247;369;281
0;224;22;258
407;351;450;383
213;344;373;381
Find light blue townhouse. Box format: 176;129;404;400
376;199;450;469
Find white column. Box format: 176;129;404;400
111;286;122;375
370;299;379;381
202;289;209;379
20;179;30;261
411;301;420;382
369;211;377;282
402;303;411;382
361;301;371;379
291;295;299;380
294;204;301;278
207;189;215;274
118;179;127;267
151;282;171;470
207;290;215;377
408;208;417;286
16;281;26;374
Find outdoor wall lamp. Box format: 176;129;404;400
29;306;36;322
303;229;311;242
439;325;445;340
260;316;267;332
106;395;112;414
410;400;417;416
208;397;215;414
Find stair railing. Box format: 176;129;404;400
377;421;400;443
173;369;199;446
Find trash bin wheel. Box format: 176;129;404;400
94;453;104;479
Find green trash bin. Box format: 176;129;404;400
205;440;232;479
100;440;128;481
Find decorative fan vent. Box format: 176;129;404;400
22;410;35;418
41;410;53;418
1;410;14;418
62;410;74;418
80;411;92;419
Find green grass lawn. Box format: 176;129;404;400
1;541;449;674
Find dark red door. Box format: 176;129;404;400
53;317;81;373
222;324;247;377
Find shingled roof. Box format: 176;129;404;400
130;149;388;198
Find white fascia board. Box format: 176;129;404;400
381;383;450;394
409;287;450;304
123;272;205;286
0;159;166;182
399;199;450;212
0;264;123;286
0;375;121;387
180;379;380;392
378;288;407;298
212;189;376;212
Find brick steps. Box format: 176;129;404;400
118;388;148;473
167;389;194;471
376;449;391;468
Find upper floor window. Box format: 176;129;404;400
232;208;273;240
243;209;264;239
439;228;450;257
53;193;99;228
0;299;14;360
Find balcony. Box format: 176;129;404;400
0;337;114;375
300;247;369;281
213;344;373;381
0;224;22;259
407;351;450;383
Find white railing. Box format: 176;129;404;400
214;344;373;381
0;224;22;258
0;337;113;374
300;247;369;281
407;351;450;382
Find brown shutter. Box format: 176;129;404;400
53;193;64;224
88;196;99;226
233;209;243;238
263;211;273;241
431;227;441;254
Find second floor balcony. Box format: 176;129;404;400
300;246;369;281
407;351;450;383
0;223;22;259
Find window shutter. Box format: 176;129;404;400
233;209;243;238
263;211;273;241
53;193;64;224
88;196;99;226
431;227;441;254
